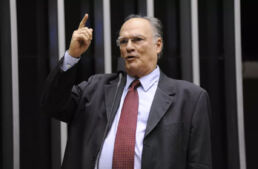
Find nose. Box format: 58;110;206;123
126;39;135;53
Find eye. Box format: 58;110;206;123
119;38;128;45
132;37;144;43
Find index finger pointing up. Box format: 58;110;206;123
78;13;88;29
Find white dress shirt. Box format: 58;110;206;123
61;51;80;71
61;52;160;169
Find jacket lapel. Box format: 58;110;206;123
104;73;126;132
144;72;176;138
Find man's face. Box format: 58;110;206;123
118;18;162;78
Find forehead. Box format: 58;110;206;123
119;18;153;37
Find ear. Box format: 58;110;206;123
155;37;163;54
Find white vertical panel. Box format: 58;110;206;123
234;0;246;169
103;0;112;73
10;0;20;168
60;121;67;162
147;0;154;17
58;0;66;60
191;0;200;85
57;0;67;162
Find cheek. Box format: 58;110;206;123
139;46;154;58
135;46;145;56
120;48;126;57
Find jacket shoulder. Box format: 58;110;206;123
160;73;207;98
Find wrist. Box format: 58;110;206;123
68;50;81;58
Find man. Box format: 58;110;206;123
41;14;212;169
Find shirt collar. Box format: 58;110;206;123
125;66;160;92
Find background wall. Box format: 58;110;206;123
1;0;257;169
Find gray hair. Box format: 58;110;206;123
121;14;164;58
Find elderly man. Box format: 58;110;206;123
41;14;212;169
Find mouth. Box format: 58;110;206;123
125;56;137;60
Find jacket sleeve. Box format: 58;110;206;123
187;90;213;169
40;58;89;123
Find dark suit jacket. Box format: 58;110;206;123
41;61;212;169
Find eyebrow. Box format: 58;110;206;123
118;34;145;39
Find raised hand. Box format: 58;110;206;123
68;14;93;58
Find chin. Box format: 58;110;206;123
125;67;141;78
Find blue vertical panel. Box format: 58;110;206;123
65;0;96;81
110;0;138;72
154;0;182;79
178;0;193;81
48;1;62;168
94;0;105;74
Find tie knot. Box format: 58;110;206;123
129;79;140;90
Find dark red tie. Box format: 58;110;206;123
112;80;140;169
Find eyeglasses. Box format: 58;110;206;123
116;36;146;47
